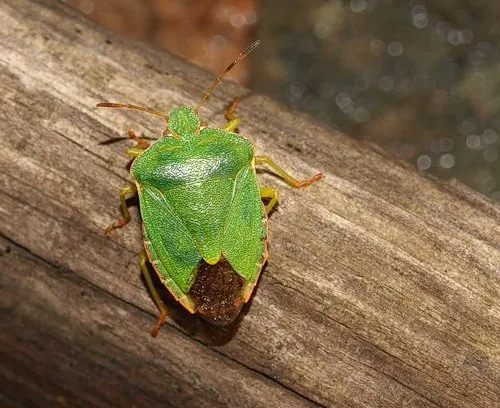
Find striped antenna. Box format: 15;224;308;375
194;40;261;114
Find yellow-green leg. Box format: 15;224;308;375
260;186;279;214
104;130;167;336
104;183;137;236
126;130;149;158
139;249;168;337
222;97;240;132
255;155;323;188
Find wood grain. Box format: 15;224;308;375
1;1;499;407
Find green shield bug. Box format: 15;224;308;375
98;41;323;337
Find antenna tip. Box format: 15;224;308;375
247;40;261;52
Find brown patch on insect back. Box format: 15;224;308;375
189;258;246;326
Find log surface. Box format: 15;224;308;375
1;1;499;407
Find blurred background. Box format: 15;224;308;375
59;0;500;201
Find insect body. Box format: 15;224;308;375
98;41;322;336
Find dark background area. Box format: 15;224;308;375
60;0;500;201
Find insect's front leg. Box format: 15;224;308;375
139;250;168;337
222;97;240;132
104;183;137;236
255;155;323;188
126;130;149;157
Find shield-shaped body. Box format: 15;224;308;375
131;114;267;325
99;41;322;335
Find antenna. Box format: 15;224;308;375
96;103;169;123
194;40;261;114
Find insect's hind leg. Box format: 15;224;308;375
105;183;137;236
255;155;323;188
222;97;240;132
260;186;279;214
139;249;168;337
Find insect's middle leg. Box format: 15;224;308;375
255;155;323;188
105;183;137;236
139;250;168;337
260;186;279;214
222;97;240;132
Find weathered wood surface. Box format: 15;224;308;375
1;1;500;407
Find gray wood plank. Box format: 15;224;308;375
1;1;499;407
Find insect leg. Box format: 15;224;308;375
128;130;150;149
104;183;137;236
126;147;145;158
125;130;149;157
260;186;279;214
255;156;323;188
222;97;240;132
139;249;168;337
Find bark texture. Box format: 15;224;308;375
1;1;499;407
